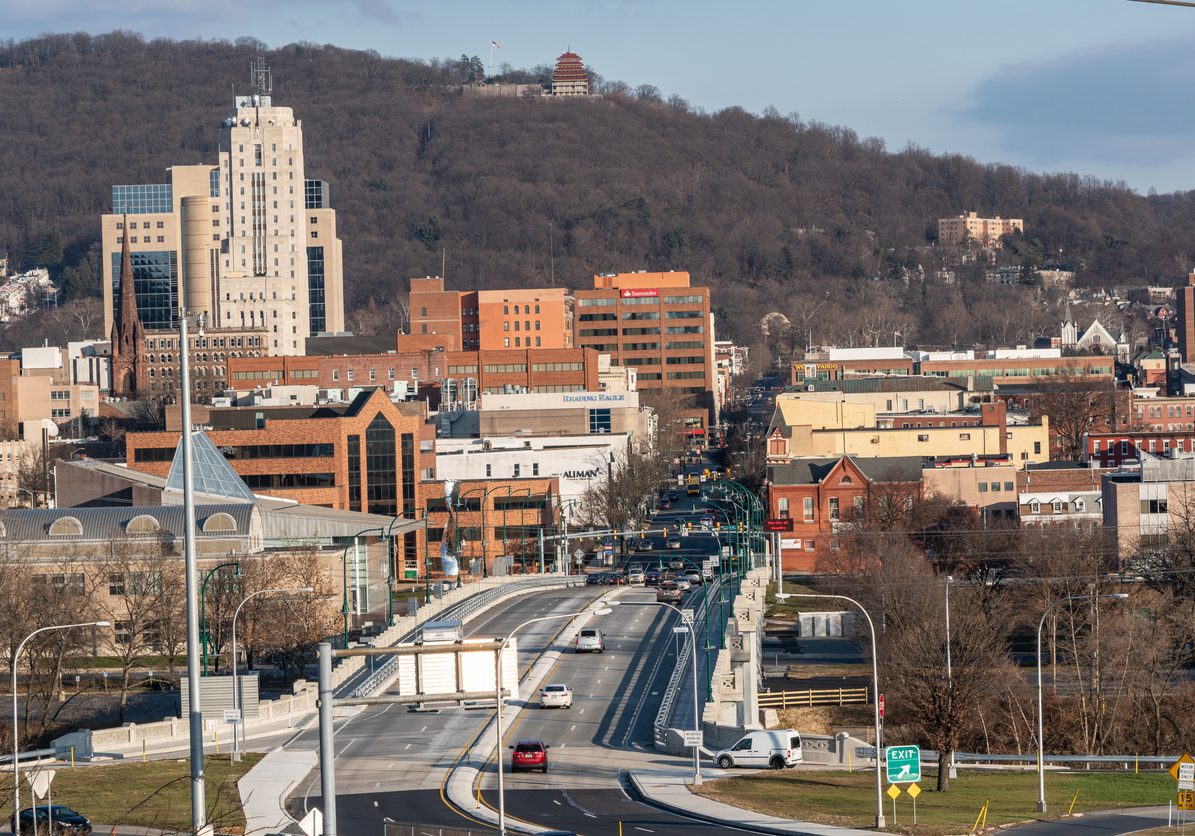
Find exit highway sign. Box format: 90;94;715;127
885;745;921;784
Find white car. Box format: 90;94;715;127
540;683;574;709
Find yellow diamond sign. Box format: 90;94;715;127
907;783;922;799
1171;754;1195;784
886;784;902;800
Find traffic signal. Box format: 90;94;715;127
662;527;668;537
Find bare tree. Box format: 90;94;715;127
94;535;174;722
1035;369;1114;461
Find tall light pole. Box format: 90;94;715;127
494;605;612;834
12;621;109;822
1036;592;1128;813
944;574;956;780
229;586;312;760
200;561;241;675
179;309;207;832
785;592;885;829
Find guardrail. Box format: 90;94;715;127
350;575;583;699
653;575;720;745
757;687;869;709
852;747;1179;768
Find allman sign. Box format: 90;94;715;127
620;288;659;299
563;468;602;479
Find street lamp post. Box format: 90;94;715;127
494;605;612;835
785;592;886;829
200;561;241;675
341;527;385;647
230;586;312;760
12;621;109;822
1035;592;1128;813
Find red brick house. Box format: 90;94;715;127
766;455;923;573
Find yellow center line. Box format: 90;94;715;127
438;590;604;830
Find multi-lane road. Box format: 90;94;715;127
289;574;736;835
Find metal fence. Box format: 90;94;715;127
757;687;870;710
384;822;497;836
854;746;1179;770
653;575;721;745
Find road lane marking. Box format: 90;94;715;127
570;725;576;731
634;828;655;833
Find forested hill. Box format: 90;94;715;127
3;32;1195;345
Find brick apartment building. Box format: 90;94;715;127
766;455;923;573
408;277;571;351
1085;430;1195;467
573;271;715;436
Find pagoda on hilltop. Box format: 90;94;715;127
551;50;590;96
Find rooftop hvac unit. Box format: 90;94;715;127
463;377;479;405
442;378;456;406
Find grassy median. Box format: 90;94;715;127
7;753;263;833
695;769;1175;835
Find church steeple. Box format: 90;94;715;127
110;216;146;398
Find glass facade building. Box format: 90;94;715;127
112;184;173;215
308;246;326;335
110;250;178;330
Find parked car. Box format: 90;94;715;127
659;500;672;510
539;683;574;709
684;569;704;586
656;581;683;604
12;806;92;836
713;729;803;770
510;739;550;773
575;627;605;653
644;570;662;587
666;537;681;550
585;573;607;586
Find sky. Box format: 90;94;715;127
7;0;1195;193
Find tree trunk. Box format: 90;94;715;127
937;749;951;792
118;667;131;724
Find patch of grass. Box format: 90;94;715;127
694;769;1175;835
9;753;263;833
766;582;820;619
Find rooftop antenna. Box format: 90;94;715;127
250;56;272;99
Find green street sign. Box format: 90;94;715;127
885;745;921;784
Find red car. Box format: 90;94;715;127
510;739;550;773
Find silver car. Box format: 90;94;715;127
575;627;605;653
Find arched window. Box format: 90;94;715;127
49;517;83;538
202;512;238;533
503;305;509;315
126;514;161;535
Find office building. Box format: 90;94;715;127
408;277;570;351
101;59;345;360
1178;273;1195;364
573;271;715;435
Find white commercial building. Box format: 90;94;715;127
435;433;631;510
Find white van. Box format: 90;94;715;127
714;729;803;769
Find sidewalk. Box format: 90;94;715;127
627;769;875;836
239;747;317;835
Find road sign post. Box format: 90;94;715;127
907;782;921;825
885;745;921;784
